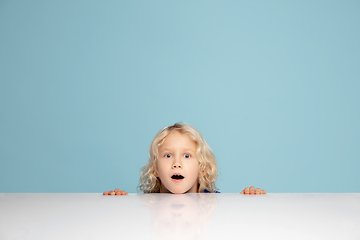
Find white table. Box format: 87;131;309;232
1;193;359;240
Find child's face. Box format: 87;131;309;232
157;131;200;194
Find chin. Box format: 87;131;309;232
168;187;188;194
170;189;186;194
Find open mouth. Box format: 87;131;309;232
171;174;184;180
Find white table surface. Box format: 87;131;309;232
1;193;359;240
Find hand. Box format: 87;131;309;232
103;188;128;196
240;186;266;195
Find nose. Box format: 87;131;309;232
172;156;182;169
172;163;182;169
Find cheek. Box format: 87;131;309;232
188;160;200;175
156;160;168;176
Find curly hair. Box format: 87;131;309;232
137;123;218;193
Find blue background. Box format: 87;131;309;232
1;1;359;193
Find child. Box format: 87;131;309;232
103;123;266;195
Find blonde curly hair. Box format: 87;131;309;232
138;123;218;193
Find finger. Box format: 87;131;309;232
261;190;266;194
114;188;120;192
240;190;245;194
109;191;116;196
103;191;109;195
115;191;122;195
244;187;250;194
256;188;261;194
249;186;255;191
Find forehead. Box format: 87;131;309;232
159;131;197;150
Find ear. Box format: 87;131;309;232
200;167;206;177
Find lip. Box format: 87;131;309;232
171;178;184;182
171;173;185;182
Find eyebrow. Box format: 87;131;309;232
159;148;195;153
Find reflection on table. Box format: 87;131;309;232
140;193;217;240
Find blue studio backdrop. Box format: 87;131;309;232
0;1;359;193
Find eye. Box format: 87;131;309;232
165;154;172;158
184;154;191;158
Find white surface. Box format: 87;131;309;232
0;193;359;240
